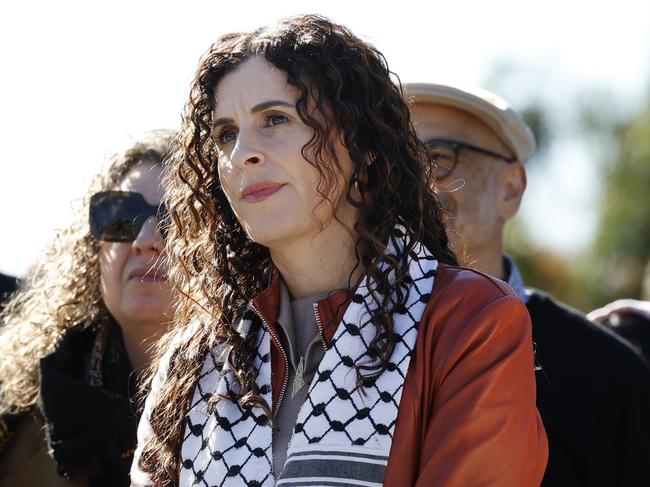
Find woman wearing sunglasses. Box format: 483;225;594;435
0;130;175;486
132;16;547;487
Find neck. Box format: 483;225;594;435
480;251;506;280
270;220;361;300
120;321;167;377
458;237;505;280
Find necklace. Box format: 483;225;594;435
291;355;306;398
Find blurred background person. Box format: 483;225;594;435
590;299;650;362
404;82;650;487
589;261;650;362
0;129;175;486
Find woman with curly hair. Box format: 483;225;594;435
132;15;547;487
0;130;176;486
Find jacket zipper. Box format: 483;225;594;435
251;304;289;416
313;302;329;351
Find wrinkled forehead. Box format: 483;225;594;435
213;57;299;118
119;162;165;206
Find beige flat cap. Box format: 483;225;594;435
403;82;536;161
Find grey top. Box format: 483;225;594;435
272;282;328;478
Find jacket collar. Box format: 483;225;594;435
251;269;353;411
251;269;353;347
503;254;530;304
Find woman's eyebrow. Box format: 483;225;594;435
212;117;233;129
212;100;294;129
251;100;293;113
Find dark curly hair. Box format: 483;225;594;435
138;14;457;484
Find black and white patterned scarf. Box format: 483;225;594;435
179;227;438;486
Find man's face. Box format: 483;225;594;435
410;103;515;265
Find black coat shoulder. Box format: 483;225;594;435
526;289;650;487
527;288;650;384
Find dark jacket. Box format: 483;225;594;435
602;312;650;365
0;323;138;487
528;289;650;486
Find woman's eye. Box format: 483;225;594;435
216;127;237;145
266;113;288;126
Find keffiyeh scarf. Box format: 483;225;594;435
180;227;438;486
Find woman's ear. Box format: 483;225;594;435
498;162;527;221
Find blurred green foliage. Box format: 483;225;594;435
588;94;650;303
504;88;650;311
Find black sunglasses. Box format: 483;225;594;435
424;138;516;180
89;191;168;242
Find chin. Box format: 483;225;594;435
123;298;172;324
125;311;169;327
242;218;301;248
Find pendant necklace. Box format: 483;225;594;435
291;355;306;398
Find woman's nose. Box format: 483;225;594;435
230;130;266;168
132;217;164;256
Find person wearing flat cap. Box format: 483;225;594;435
404;82;650;487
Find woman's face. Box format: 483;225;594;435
213;56;357;250
99;163;173;329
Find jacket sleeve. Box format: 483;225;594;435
416;295;548;487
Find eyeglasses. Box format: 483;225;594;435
424;138;516;181
89;191;168;242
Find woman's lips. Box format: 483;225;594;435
241;181;285;203
128;268;168;283
134;274;167;283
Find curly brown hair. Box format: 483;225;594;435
0;129;176;416
138;14;457;484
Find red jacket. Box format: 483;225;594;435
252;264;548;486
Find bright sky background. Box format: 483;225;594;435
1;0;649;276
